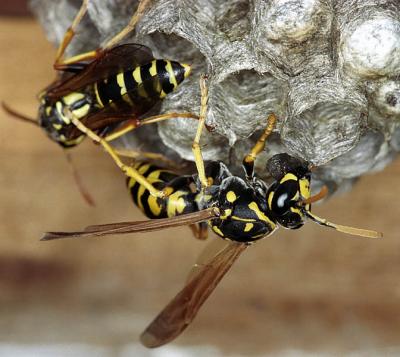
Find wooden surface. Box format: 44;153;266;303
1;18;400;356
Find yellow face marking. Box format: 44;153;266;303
226;191;237;203
280;173;298;183
45;106;52;116
165;60;178;89
268;191;274;209
149;60;157;76
299;178;311;199
244;223;254;232
132;66;142;85
52;123;62;130
212;225;224;237
116;73;127;96
248;201;276;229
93;83;104;107
63;92;85;106
56;102;70;124
71;103;90;119
159;90;167;98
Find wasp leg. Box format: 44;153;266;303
103;112;199;142
189;222;209;240
103;0;153;50
192;75;210;190
65;109;167;198
53;0;100;71
242;113;277;179
113;147;181;169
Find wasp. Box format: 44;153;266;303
3;0;193;147
42;76;382;348
3;0;196;203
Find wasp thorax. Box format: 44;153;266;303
208;176;276;243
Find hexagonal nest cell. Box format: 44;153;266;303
30;0;400;196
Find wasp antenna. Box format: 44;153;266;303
305;211;382;238
299;185;328;206
2;101;38;126
64;151;96;207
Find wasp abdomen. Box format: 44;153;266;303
127;162;197;220
94;60;191;107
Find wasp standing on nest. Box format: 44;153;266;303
42;75;383;348
2;0;196;204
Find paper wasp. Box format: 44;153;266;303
2;0;196;204
42;76;382;347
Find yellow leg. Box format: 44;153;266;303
65;109;166;198
189;223;208;240
103;0;153;50
53;0;99;69
242;113;277;179
192;75;209;190
113;147;180;169
104;112;199;142
54;0;152;69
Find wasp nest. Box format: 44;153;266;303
30;0;400;195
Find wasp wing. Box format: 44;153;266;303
47;44;154;99
65;92;162;138
186;238;230;283
140;241;247;348
41;208;218;241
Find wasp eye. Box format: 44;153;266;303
276;192;289;209
271;179;299;214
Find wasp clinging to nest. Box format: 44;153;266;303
3;0;196;205
42;75;382;348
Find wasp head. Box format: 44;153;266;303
38;95;84;148
266;153;312;229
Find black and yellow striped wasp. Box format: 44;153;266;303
3;0;196;203
4;0;193;147
42;76;382;348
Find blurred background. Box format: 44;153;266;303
1;2;400;356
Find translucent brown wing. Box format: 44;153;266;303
186;238;230;283
41;208;218;241
47;44;154;99
66;91;161;138
140;241;247;348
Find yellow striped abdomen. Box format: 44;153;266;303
94;59;191;108
127;162;198;219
